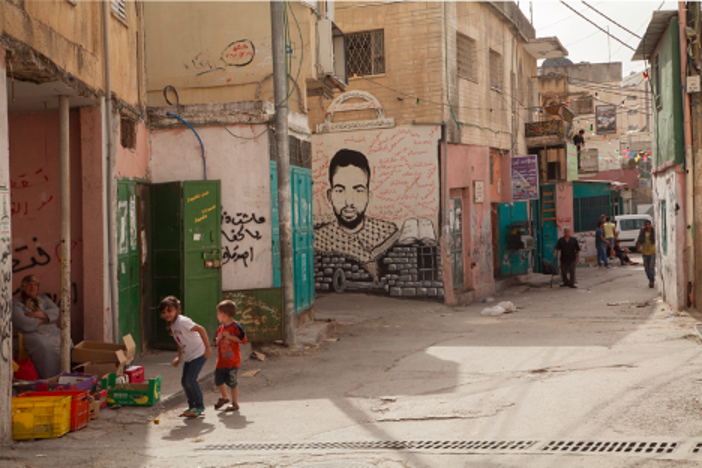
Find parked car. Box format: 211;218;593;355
615;214;653;249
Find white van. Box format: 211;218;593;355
615;214;653;249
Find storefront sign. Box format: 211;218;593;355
511;155;539;201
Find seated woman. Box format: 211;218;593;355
12;274;62;379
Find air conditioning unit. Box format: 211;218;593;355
317;19;346;83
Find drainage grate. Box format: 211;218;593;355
542;441;678;454
197;440;536;452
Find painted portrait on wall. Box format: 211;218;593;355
312;126;444;299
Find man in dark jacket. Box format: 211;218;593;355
636;220;656;288
554;228;580;288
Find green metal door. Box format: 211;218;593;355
149;181;222;349
270;162;281;288
449;196;464;289
117;181;141;354
291;167;314;314
533;185;558;273
182;181;222;339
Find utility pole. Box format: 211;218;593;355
271;0;296;346
59;95;71;372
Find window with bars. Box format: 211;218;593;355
417;245;439;281
489;49;502;91
111;0;126;21
456;33;477;82
346;30;385;77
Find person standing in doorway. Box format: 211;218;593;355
636;220;656;288
595;221;610;269
573;129;585;170
554;228;580;288
603;216;616;258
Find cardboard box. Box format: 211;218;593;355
72;334;135;375
35;373;97;392
103;374;161;407
89;398;100;420
74;362;123;380
125;366;144;383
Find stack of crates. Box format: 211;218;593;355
12;395;71;440
18;391;90;432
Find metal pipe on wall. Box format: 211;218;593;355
271;0;296;345
59;96;71;372
679;2;695;307
102;0;119;342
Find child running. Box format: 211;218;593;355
159;296;212;418
214;300;247;412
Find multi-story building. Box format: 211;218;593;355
143;1;345;338
0;0;147;346
307;1;567;304
634;6;699;311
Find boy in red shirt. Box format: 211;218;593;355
213;300;247;412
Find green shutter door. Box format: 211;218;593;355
117;181;141;354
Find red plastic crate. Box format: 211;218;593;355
19;391;90;432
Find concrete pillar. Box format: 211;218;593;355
80;106;107;341
59;96;71;373
693;92;702;310
0;46;15;445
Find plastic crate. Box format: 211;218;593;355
19;391;90;432
12;395;71;440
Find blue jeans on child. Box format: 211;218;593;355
182;355;206;410
596;244;609;267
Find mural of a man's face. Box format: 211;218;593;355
328;165;369;231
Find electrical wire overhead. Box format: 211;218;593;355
581;1;642;39
559;1;636;51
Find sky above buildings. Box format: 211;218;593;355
521;1;679;76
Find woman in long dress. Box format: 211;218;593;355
12;274;62;379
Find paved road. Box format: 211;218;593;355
7;259;702;467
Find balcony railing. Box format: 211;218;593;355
525;120;567;138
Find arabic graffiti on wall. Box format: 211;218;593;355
311;125;444;299
0;188;11;363
221;211;266;268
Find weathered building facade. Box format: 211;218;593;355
308;1;567;304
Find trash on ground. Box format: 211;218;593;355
241;369;260;378
325;338;339;342
496;301;516;313
481;306;505;316
251;351;266;361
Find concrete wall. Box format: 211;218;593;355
447;143;495;299
0;49;14;441
308;2;536;156
653;167;686;310
453;1;538;154
116;122;149;180
311;125;444;299
8;112;85;341
308;2;445;129
1;0;144;108
149;124;272;291
556;182;574;236
144;1;315;113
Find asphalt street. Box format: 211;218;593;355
5;256;702;467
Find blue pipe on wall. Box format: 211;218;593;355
166;112;207;180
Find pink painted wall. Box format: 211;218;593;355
79;107;108;341
9;112;85;341
116;121;149;180
446;143;495;301
555;182;574;236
